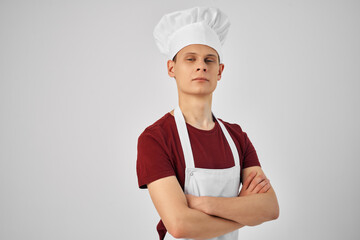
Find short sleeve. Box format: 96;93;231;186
242;130;261;169
136;129;176;189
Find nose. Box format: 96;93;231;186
196;60;207;72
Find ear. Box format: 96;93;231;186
167;60;175;78
217;63;224;81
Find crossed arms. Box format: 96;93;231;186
147;166;280;239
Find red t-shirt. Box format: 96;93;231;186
136;112;261;240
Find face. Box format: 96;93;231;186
167;44;224;97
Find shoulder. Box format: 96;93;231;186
217;117;261;168
137;112;174;144
136;112;177;189
216;117;252;147
217;118;245;136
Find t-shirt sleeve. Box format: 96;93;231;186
136;128;176;189
229;123;261;169
242;130;261;168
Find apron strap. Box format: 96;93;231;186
213;113;240;167
174;106;195;168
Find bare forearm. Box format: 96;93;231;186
202;189;279;226
173;206;244;239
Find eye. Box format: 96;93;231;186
205;59;214;63
186;58;195;61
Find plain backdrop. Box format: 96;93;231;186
1;0;359;239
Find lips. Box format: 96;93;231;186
193;77;209;81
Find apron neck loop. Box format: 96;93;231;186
174;105;240;168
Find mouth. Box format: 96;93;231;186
193;77;209;81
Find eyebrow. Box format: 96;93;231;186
183;52;217;58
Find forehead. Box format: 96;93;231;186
177;44;218;57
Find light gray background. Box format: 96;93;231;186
1;0;359;239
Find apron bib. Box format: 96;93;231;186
164;106;241;240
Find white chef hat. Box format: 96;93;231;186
153;6;230;63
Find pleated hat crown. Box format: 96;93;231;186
153;6;231;63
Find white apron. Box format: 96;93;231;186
164;105;241;240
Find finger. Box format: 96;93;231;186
248;174;266;192
242;171;257;190
257;179;271;193
253;179;269;193
242;171;256;190
259;181;272;193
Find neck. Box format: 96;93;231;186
171;94;215;131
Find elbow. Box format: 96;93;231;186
270;204;279;220
248;204;279;227
254;199;279;226
267;199;280;221
167;225;183;239
170;229;185;239
266;190;280;221
273;202;280;220
274;204;280;220
165;216;189;239
163;207;195;239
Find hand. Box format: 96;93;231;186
185;194;206;212
238;171;271;197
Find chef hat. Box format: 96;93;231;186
153;6;230;63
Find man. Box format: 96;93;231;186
136;6;279;240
